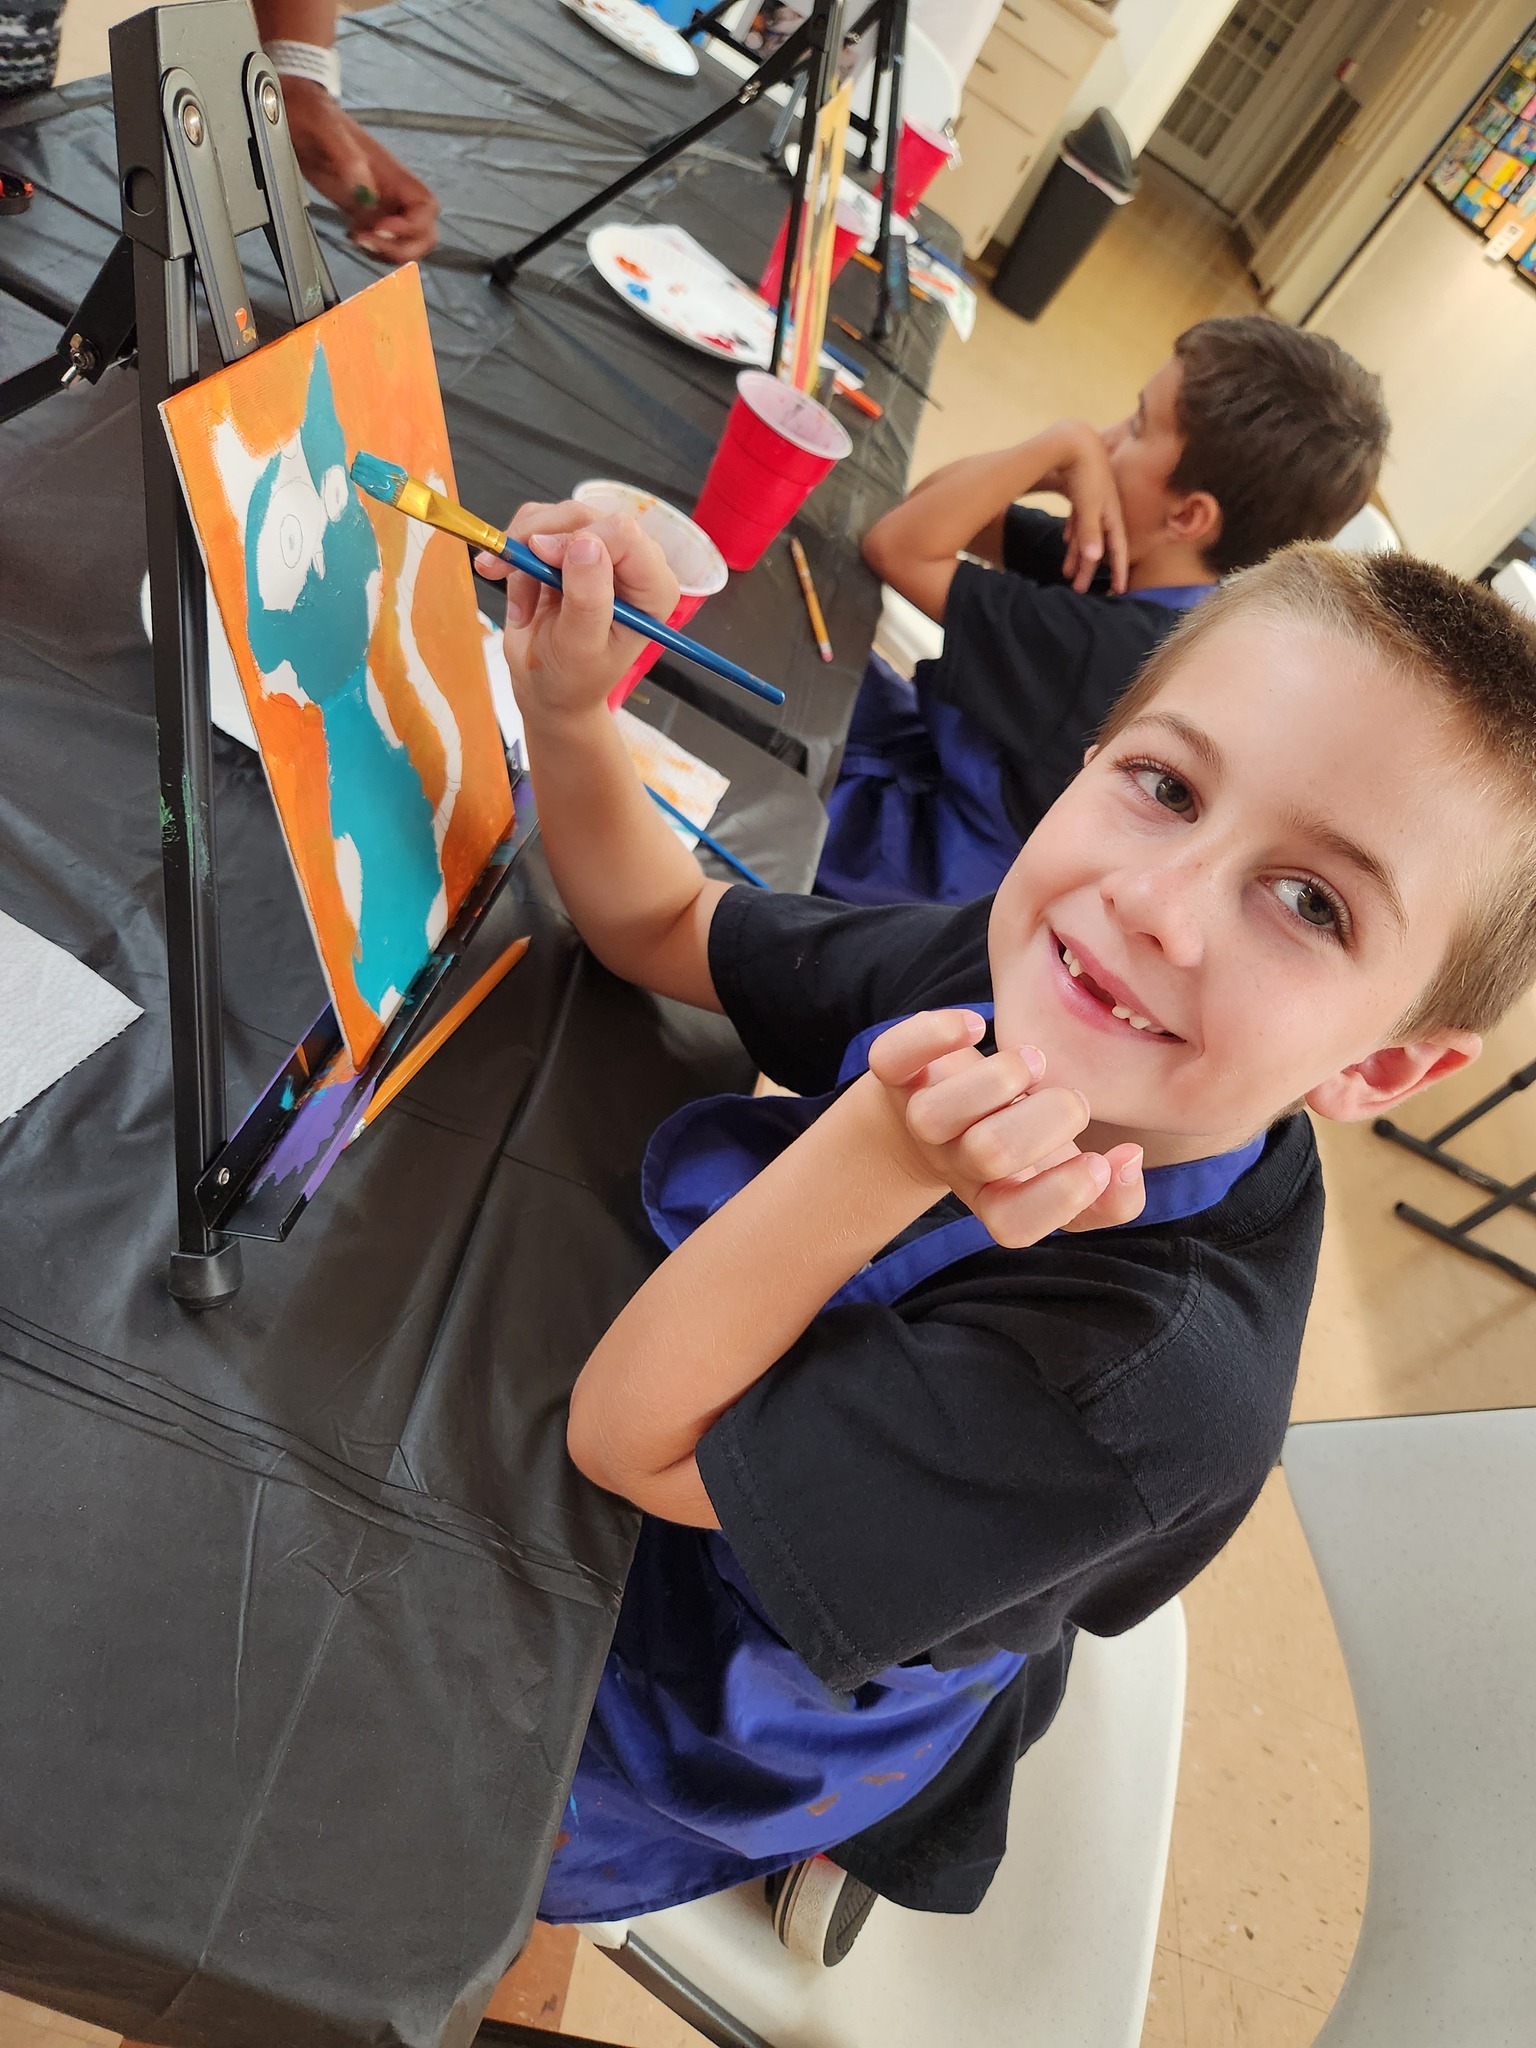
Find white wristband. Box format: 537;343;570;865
263;39;342;99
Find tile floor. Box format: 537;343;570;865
7;36;1536;2048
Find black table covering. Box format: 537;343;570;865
0;6;949;2043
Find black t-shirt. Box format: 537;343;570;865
694;887;1323;1904
700;883;1323;1684
917;507;1194;842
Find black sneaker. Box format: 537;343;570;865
764;1855;879;1965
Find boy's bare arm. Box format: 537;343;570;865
863;423;1127;621
568;1012;1145;1524
482;504;727;1010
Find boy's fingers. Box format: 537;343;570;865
507;500;593;544
1103;497;1130;596
947;1085;1090;1189
868;1009;987;1088
473;550;510;582
975;1151;1114;1249
903;1046;1048;1146
1061;1143;1145;1232
545;529;616;665
592;512;682;623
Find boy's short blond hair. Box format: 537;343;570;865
1099;545;1536;1037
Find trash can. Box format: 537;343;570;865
992;109;1138;321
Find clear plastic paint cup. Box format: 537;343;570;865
757;196;867;303
572;478;729;708
692;371;853;572
887;121;955;219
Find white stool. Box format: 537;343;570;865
1331;505;1400;553
588;1600;1186;2048
1285;1410;1536;2047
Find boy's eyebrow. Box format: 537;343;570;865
1282;811;1408;934
1125;713;1408;931
1133;711;1223;777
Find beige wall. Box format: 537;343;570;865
1313;186;1536;576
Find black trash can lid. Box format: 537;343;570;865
1060;108;1137;198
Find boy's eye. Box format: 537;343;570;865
1130;764;1196;815
1273;875;1344;933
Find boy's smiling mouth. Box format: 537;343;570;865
1054;935;1181;1040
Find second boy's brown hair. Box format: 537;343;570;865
1172;317;1389;575
1101;544;1536;1036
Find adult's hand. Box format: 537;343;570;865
280;76;440;261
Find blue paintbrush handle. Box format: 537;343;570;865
497;535;784;707
645;784;770;889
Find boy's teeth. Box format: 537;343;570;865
1061;941;1158;1032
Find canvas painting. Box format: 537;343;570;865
161;265;513;1064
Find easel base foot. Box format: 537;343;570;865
167;1237;244;1307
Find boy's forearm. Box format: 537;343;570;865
523;702;726;1010
567;1074;940;1522
864;430;1073;617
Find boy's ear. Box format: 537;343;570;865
1305;1033;1482;1124
1167;488;1222;552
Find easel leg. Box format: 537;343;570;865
130;237;243;1307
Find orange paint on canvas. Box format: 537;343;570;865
160;266;512;1065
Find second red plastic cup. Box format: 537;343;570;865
692;371;853;573
572;479;728;709
757;196;866;303
887;121;956;219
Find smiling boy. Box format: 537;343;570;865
817;317;1390;907
478;509;1536;1942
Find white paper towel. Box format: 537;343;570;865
0;911;143;1122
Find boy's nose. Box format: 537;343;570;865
1101;858;1208;969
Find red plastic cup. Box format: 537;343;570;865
886;120;955;219
692;371;853;573
572;479;729;709
757;197;866;302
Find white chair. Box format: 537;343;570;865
1284;1409;1536;2048
1331;505;1400;553
1491;557;1536;621
873;585;945;675
587;1599;1186;2048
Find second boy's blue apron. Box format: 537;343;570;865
538;1008;1263;1923
817;586;1212;908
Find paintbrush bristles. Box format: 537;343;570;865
350;454;508;557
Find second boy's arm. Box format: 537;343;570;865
863;422;1128;621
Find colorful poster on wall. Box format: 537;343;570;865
1426;38;1536;284
161;266;513;1065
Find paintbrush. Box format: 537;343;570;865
350;454;784;709
645;785;769;889
360;934;531;1130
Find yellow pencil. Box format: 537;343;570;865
361;935;530;1128
788;535;834;664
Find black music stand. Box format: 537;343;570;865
1;1;527;1306
1376;1058;1536;1291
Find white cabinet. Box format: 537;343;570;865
929;0;1116;257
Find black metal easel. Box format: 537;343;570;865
489;0;910;358
0;1;526;1306
1376;1059;1536;1291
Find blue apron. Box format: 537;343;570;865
817;586;1212;909
538;1008;1262;1923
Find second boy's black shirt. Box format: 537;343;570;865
920;507;1202;842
